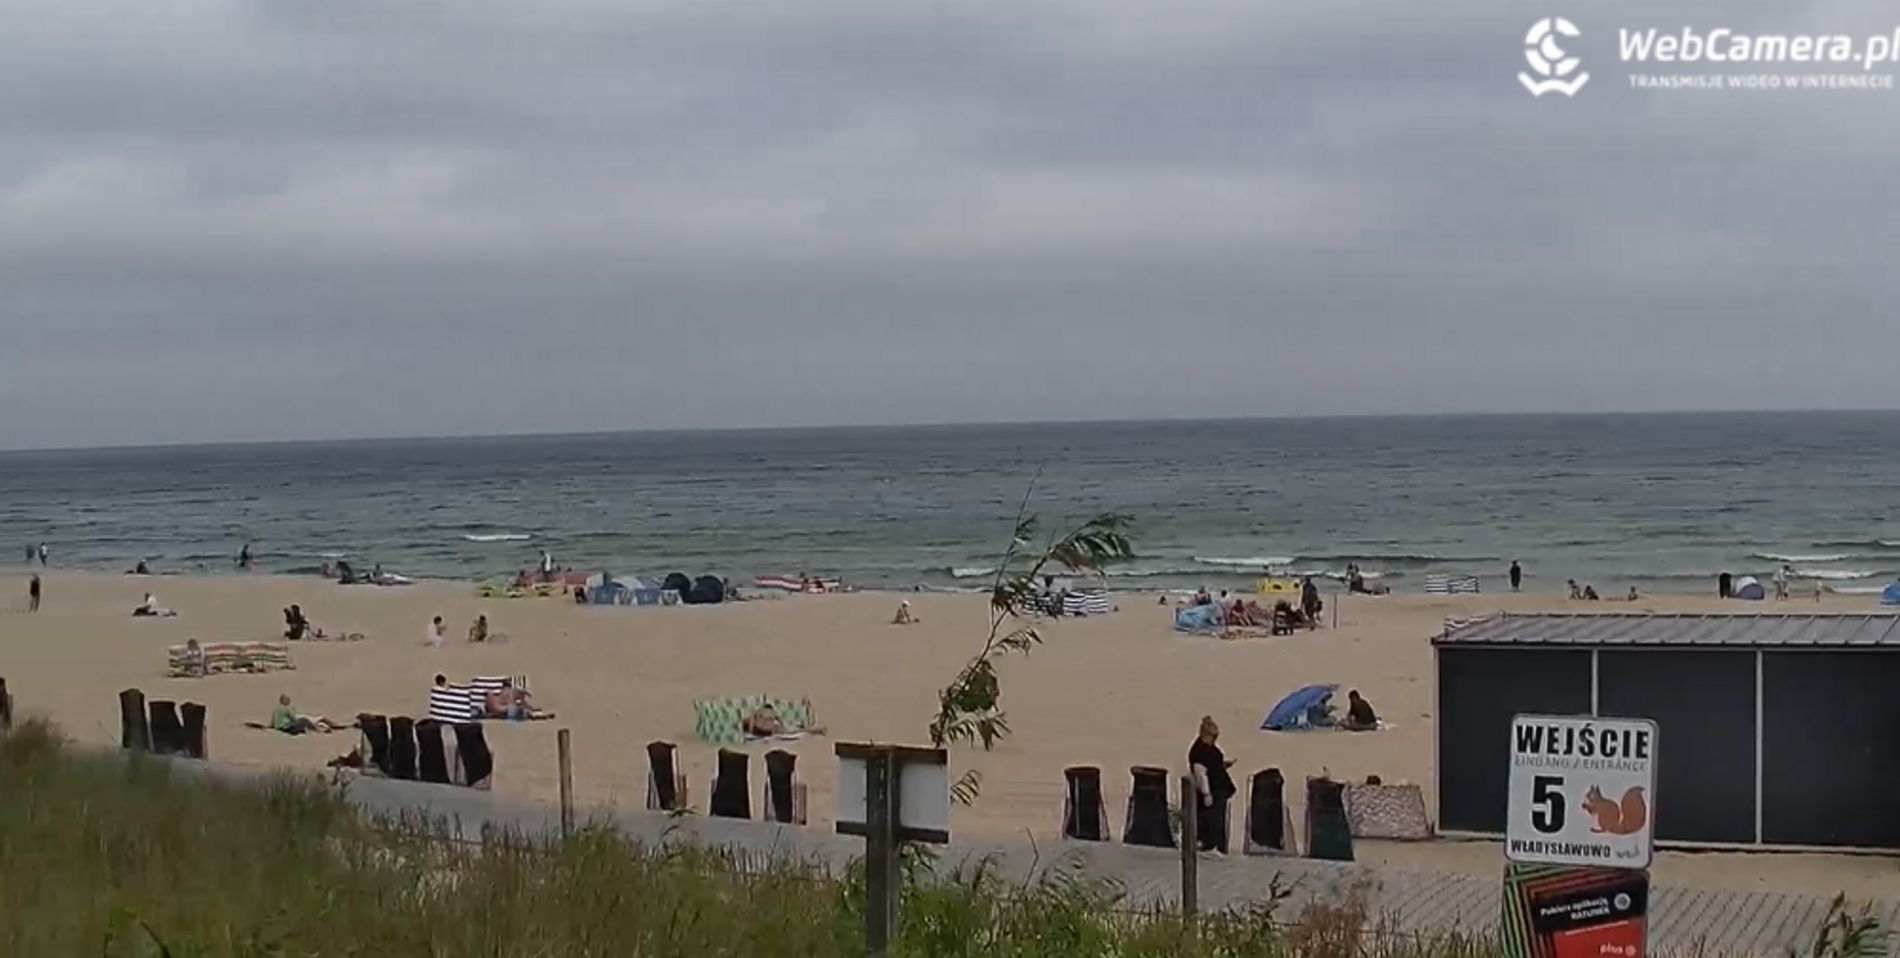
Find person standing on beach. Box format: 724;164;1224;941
37;543;47;566
1509;561;1522;592
27;574;40;612
238;543;253;571
1188;716;1236;853
1774;564;1791;600
540;550;555;581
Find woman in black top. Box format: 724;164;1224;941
1188;716;1237;852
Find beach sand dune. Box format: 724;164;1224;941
1;569;1893;899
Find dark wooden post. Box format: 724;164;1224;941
864;750;897;956
119;688;150;751
1180;774;1199;917
180;702;208;759
557;728;574;838
0;677;12;734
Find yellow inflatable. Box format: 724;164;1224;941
1255;577;1299;594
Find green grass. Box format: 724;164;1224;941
0;718;1883;957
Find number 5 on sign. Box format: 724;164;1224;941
1505;715;1657;869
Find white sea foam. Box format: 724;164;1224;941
1753;552;1850;563
1793;568;1883;581
462;533;532;543
1193;555;1297;569
949;566;996;579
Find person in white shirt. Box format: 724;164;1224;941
425;615;445;647
540;550;555;580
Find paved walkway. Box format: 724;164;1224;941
181;760;1899;955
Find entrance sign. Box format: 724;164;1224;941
834;743;949;958
1506;715;1657;869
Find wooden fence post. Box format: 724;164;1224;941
557;728;574;838
1180;774;1199;918
0;677;12;735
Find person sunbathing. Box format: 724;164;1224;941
270;694;340;735
744;704;786;737
1343;690;1379;731
891;600;918;625
484;683;552;721
133;593;171;616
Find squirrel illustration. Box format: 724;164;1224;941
1582;785;1647;836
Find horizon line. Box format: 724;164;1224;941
4;405;1898;456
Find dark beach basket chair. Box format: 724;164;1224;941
148;700;185;755
1123;765;1176;848
1244;768;1293;855
763;749;807;824
1062;765;1110;842
387;716;419;781
711;748;751;820
358;713;392;774
452;722;494;789
1304;775;1355;861
179;702;209;759
120;688;151;751
646;741;688;812
415;719;452;784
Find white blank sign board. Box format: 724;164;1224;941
836;757;950;835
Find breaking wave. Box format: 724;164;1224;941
1752;552;1851;563
462;533;532;543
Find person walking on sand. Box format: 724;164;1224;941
1188;716;1237;854
37;543;47;566
1774;564;1791;600
425;615;446;647
27;574;40;612
1509;560;1522;592
238;543;253;571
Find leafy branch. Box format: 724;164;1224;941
928;473;1135;804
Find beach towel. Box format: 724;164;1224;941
427;684;478;725
387;717;419;780
452;723;494;789
647;741;687;812
1304;777;1354;861
1174;604;1223;633
415;720;452;784
764;749;806;825
711;749;751;819
693;696;815;746
1123;766;1176;849
1343;782;1433;841
1244;769;1293;856
1062;766;1110;842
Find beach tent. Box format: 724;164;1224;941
1175;604;1223;633
1260;683;1339;731
662;572;692;600
1061;589;1111;616
586;574;632;605
1882;582;1900;606
686;575;725;605
1732;576;1766;600
1424;575;1481;595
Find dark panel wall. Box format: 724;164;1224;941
1597;650;1756;844
1762;651;1900;848
1437;647;1593;833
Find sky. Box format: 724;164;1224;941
3;0;1899;449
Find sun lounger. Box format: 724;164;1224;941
387;716;419;781
711;749;751;819
763;749;807;825
452;723;493;789
1244;768;1293;855
1062;766;1110;842
1123;766;1176;848
1304;776;1354;861
149;700;185;756
647;741;687;812
415;720;452;784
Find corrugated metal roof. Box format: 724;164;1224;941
1433;613;1900;648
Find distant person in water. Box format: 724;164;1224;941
238;543;253;570
1509;561;1522;592
134;560;149;575
28;574;40;612
37;543;47;566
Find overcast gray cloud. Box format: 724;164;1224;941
2;0;1898;448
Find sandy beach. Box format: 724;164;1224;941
2;568;1895;900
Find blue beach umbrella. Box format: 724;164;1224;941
1260;683;1340;731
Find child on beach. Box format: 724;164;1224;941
891;600;918;625
425;616;446;647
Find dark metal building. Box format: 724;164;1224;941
1433;613;1900;849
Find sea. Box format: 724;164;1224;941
3;413;1898;595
